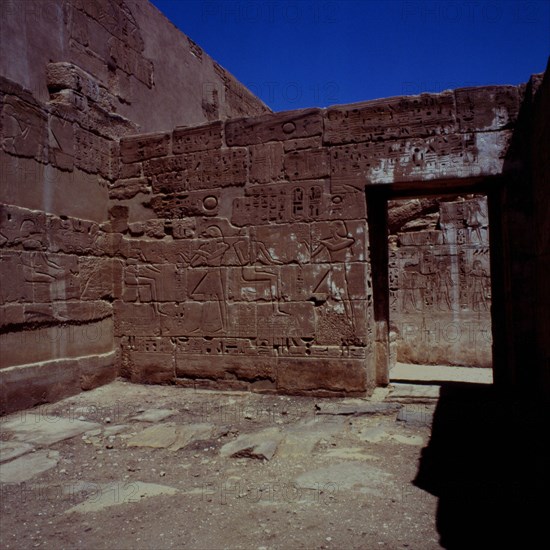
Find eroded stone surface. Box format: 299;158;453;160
65;481;178;514
294;461;395;496
2;417;102;446
0;441;34;463
0;450;60;483
220;428;283;460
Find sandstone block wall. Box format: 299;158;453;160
2;0;548;413
0;0;269;414
0;0;269;133
109;88;519;394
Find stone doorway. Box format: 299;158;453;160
366;182;498;387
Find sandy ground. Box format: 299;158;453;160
1;380;442;549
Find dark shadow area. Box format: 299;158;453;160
414;383;549;548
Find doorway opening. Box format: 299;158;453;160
366;182;498;387
387;194;492;384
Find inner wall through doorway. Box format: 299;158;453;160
387;195;493;382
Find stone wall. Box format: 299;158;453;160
112;112;374;396
0;0;269;414
109;88;519;395
1;0;547;413
389;196;492;368
0;0;269;133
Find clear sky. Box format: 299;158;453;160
150;0;550;112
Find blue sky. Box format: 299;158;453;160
150;0;550;111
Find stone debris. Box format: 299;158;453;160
220;428;283;461
126;423;217;451
0;450;60;483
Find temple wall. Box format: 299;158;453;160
0;0;268;414
110;88;518;394
389;196;492;368
1;0;547;414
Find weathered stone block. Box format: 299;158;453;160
324;92;456;145
172;121;222;154
109;177;150;200
125;352;174;384
284;148;330;180
455;86;520;132
249;142;284;183
0;359;81;415
277;359;367;395
0;318;113;369
225;108;323;146
46;62;116;111
79;352;117;391
120;132;171;163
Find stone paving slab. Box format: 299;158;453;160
131;409;178;423
390;363;493;384
0;441;34;463
1;417;102;446
294;461;395;497
0;450;60;483
65;481;178;514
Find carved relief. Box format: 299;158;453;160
325;92;456;145
390;197;492;367
331;134;478;187
284;148;330;180
225;109;323;146
172;121;222;155
249;142;284;184
146;149;247;193
232;182;326;226
1;95;48;162
150;191;220;219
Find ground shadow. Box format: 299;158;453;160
414;382;549;549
